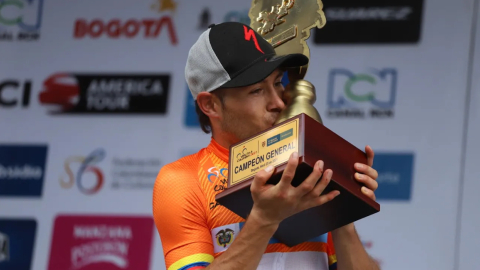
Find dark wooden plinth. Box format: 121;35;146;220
216;114;380;247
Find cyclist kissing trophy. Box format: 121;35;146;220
216;0;380;247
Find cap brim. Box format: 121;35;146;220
219;53;308;89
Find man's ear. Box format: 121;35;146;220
196;92;223;120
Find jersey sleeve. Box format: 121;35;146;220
152;160;214;270
327;232;337;270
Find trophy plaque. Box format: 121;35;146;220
215;0;380;247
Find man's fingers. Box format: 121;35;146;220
361;186;376;201
305;190;340;209
355;173;378;191
310;169;332;197
251;165;275;192
365;145;374;167
278;152;299;190
296;160;324;196
354;163;378;180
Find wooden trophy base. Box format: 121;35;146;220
215;113;380;247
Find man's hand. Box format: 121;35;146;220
205;150;339;270
249;151;340;226
331;145;381;270
334;145;379;235
354;145;379;201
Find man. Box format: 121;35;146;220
153;22;380;270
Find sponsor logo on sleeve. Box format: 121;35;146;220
211;223;240;253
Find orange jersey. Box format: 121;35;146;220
153;139;337;270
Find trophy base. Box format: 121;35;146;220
215;114;380;247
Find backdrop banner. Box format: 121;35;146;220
0;0;478;269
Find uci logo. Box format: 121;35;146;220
60;148;106;195
207;166;227;183
327;68;397;109
0;80;31;108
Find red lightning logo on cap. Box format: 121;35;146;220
244;26;264;54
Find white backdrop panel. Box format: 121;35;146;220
0;0;477;270
458;0;480;269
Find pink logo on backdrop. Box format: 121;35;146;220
48;215;154;270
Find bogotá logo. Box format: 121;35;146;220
60;148;106;195
0;0;43;41
327;68;397;119
73;0;178;44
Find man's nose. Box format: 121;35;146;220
267;88;286;112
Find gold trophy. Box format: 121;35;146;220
250;0;325;124
216;0;380;247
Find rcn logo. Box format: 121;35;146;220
60;148;106;195
0;0;43;41
327;68;397;118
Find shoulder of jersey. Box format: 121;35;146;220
156;148;207;180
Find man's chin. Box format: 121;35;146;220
236;129;263;142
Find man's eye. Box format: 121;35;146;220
250;89;262;94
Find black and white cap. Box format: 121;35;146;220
185;22;309;99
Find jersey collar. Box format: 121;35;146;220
207;138;229;163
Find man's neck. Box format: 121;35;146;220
212;130;238;150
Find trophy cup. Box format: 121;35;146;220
215;0;380;247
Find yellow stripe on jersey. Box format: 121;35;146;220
168;253;214;270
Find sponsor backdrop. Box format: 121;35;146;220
0;0;478;270
458;1;480;269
